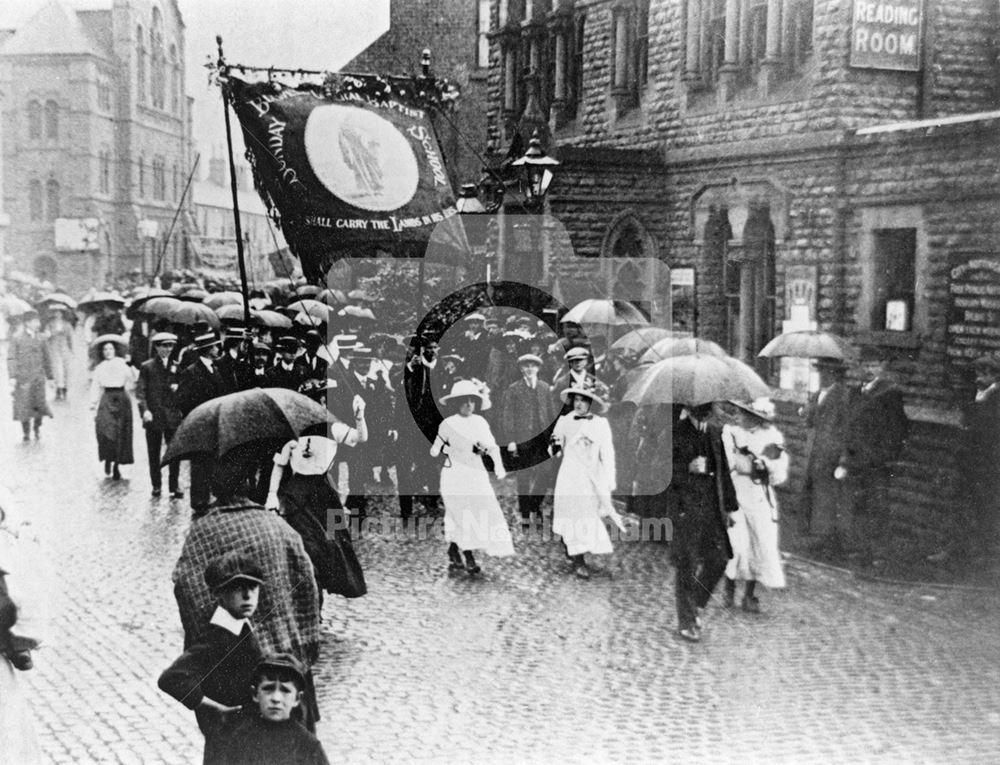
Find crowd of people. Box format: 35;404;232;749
4;271;1000;761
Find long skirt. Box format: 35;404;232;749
440;463;514;557
0;658;42;764
95;389;134;464
12;379;51;423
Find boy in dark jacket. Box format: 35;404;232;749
159;551;264;764
217;653;330;765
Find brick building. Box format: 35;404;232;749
343;0;493;190
0;0;194;294
482;0;1000;553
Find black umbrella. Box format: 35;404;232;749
78;291;126;314
162;388;333;464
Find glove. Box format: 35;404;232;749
833;466;847;481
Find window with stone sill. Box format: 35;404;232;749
686;0;813;93
44;100;59;141
45;179;60;221
136;25;146;105
477;0;491;68
610;0;650;115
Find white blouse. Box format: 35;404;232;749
90;357;135;405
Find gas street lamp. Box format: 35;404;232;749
510;129;560;210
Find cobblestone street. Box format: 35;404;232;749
3;364;1000;763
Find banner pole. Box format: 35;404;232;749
217;35;252;328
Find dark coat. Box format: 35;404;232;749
8;331;52;422
216;715;329;765
264;360;310;392
498;377;558;447
177;358;229;416
666;418;737;557
300;353;328;381
217;352;254;394
136;357;183;431
842;379;909;473
803;382;858;483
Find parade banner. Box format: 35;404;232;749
224;71;464;281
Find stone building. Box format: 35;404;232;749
483;0;1000;554
0;0;194;294
343;0;493;190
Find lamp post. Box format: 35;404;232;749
510;129;559;211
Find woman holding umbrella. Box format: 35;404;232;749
89;336;135;479
44;305;74;401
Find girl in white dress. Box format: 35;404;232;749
431;380;511;576
90;340;136;480
549;387;623;579
722;398;788;612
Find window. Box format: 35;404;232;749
703;0;727;85
27;100;41;139
568;14;585;118
153;157;166;201
610;1;649;112
29;180;43;221
788;0;814;68
871;229;916;332
46;179;60;221
151;10;165;109
477;0;491;68
173;163;179;200
170;44;180;112
138;157;145;197
44;100;58;140
746;0;768;71
99;150;111;194
136;25;146;104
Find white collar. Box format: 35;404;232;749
281;361;295;371
209;605;251;636
200;356;214;370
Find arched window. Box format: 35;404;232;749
44;100;59;140
46;179;60;220
27;100;42;139
138;156;145;197
29;179;43;221
99;150;111;194
151;9;165;109
136;25;146;104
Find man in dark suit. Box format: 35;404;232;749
216;327;253;393
499;354;559;527
135;332;184;499
300;330;328;383
176;331;228;511
264;336;309;391
958;352;1000;559
802;357;858;542
393;335;442;521
838;349;909;560
661;403;737;642
552;346;607;416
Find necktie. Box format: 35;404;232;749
574;414;593;420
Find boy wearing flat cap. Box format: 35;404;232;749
215;653;329;765
159;550;265;763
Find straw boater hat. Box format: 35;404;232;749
517;353;543;366
729;397;775;423
560;386;608;414
440;379;485;407
564;346;591;362
464;312;486;323
150;331;178;346
440;352;465;363
192;331;221;351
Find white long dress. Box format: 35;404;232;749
722;422;788;588
551;413;617;557
433;413;514;557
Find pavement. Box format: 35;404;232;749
2;343;1000;763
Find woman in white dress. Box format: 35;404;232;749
722;398;788;612
44;306;74;401
549;387;621;579
431;379;511;576
90;340;136;480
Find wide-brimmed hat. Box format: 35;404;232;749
150;331;178;346
440;379;485;407
729;397;775;423
192;331;222;351
517;353;543;367
464;312;486;323
559;386;608;414
204;550;264;590
564;346;591;362
440;352;465;363
333;334;358;352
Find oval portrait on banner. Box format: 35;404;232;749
304;104;420;211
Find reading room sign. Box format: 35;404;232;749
850;0;923;71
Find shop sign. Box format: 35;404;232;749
946;253;1000;363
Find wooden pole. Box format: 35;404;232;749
217;36;252;328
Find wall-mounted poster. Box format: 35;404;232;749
946;252;1000;364
780;264;819;393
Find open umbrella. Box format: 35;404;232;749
253;309;293;329
294;303;332;324
78;291;126;314
347;288;376;303
38;292;78;310
215;304;254;324
161;388;333;463
167;301;222;328
285;298;327;315
137;296;184;321
610;327;674;357
293;311;327;329
203;291;245;310
338;305;376;321
177;289;208;303
639;336;727;365
317;288;348;307
561;299;650;327
125;288;172;319
1;295;35;318
758;330;854;360
624;353;771;407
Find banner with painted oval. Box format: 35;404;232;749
226;72;464;281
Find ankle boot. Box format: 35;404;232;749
463;550;481;575
573;554;590;579
447;543;464;570
723;578;736;608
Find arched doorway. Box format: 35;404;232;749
601;212;661;323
